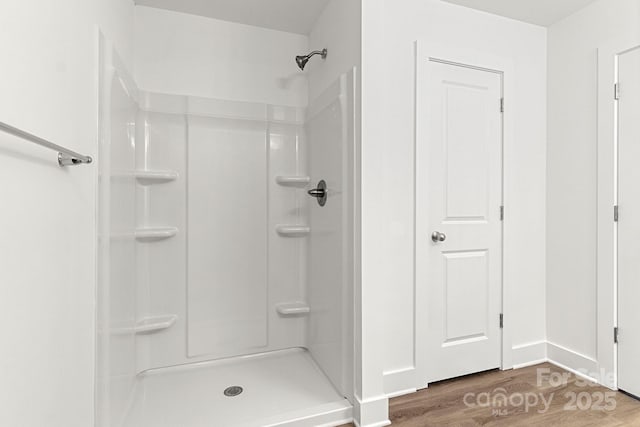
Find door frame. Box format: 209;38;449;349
597;41;640;391
415;42;515;386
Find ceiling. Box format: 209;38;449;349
441;0;600;26
134;0;331;35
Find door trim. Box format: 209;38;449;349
414;41;515;387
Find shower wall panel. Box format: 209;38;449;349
97;47;139;427
107;75;138;420
134;93;308;367
267;121;309;352
187;116;269;357
136;108;187;372
306;70;356;397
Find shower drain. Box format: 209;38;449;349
223;386;243;397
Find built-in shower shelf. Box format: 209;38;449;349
276;225;310;237
135;170;179;185
275;176;311;187
135;315;178;334
135;227;178;242
276;302;310;316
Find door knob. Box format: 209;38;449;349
431;231;446;243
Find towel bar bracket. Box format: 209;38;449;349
58;153;93;166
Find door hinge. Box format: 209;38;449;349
499;313;504;329
614;205;619;222
614;327;619;344
500;206;504;221
500;98;504;113
614;83;620;100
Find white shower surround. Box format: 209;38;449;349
136;91;311;369
98;31;357;425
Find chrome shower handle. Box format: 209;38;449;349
308;180;327;207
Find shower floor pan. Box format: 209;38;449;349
124;348;352;427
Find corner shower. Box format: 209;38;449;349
96;16;356;426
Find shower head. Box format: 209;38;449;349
295;49;328;70
295;55;310;70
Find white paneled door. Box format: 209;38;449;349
617;45;640;398
417;59;503;383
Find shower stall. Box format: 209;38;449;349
96;4;358;426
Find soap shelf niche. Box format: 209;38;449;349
135;315;178;334
275;176;310;187
276;225;310;237
276;302;310;316
135;170;179;185
135;227;178;242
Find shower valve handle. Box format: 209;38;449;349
308;180;328;207
308;189;326;198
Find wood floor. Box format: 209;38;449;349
341;363;640;426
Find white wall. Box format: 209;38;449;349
134;6;309;107
361;0;548;396
547;0;640;368
359;1;396;424
307;0;362;102
0;1;133;426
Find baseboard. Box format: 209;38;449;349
378;341;601;405
353;394;390;427
353;421;392;427
546;341;599;382
382;343;549;396
511;341;547;369
383;367;418;398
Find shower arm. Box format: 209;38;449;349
307;49;327;59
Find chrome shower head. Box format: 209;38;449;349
296;55;310;70
295;48;328;70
